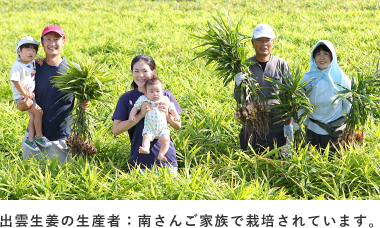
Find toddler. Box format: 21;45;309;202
10;37;52;152
129;78;180;161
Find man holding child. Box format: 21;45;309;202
20;25;89;163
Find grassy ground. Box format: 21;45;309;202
0;0;379;199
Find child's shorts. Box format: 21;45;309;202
14;97;36;105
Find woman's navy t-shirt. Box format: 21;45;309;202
112;88;181;168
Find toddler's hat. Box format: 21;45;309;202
16;36;40;61
41;25;65;40
252;23;275;40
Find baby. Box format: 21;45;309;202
129;78;180;161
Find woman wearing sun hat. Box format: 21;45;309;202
299;40;351;151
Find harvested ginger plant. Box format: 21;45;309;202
334;60;380;147
234;77;270;140
193;8;270;141
234;101;270;140
51;58;112;159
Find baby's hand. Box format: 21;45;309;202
130;116;136;122
158;102;169;116
35;58;44;66
157;153;168;162
140;102;152;116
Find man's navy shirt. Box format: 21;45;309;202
34;58;75;141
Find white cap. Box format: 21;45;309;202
252;24;275;40
16;36;40;61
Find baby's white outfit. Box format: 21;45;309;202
134;95;175;141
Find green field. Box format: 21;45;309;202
0;0;379;199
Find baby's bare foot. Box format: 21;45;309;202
157;153;168;162
139;146;150;154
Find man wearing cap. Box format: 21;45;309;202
234;23;292;154
21;25;89;163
